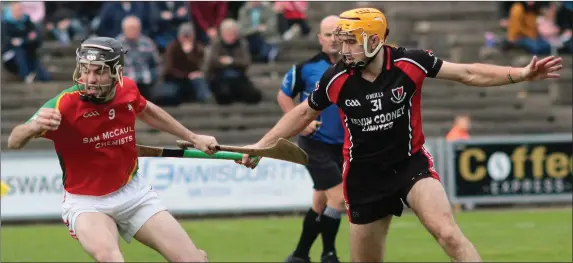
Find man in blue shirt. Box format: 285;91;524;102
277;15;344;263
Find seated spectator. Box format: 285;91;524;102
537;4;564;50
446;115;471;142
116;16;160;100
96;2;156;39
154;1;189;52
75;2;103;35
19;2;44;31
161;23;212;105
206;19;262;105
238;1;280;63
556;2;573;53
45;1;104;37
188;1;227;45
274;1;311;40
506;1;551;55
1;2;50;83
44;5;87;46
227;1;247;20
499;1;516;29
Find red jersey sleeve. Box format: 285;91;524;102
124;77;148;113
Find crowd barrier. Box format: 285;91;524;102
1;134;571;222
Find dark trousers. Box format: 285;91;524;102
277;14;311;36
246;33;276;62
4;47;50;81
211;69;262;105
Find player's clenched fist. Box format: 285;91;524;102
236;143;262;169
31;108;61;132
191;134;219;155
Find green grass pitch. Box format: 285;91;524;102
1;208;571;262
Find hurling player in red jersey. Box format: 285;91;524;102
7;37;215;262
235;8;563;262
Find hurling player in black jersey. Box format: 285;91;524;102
235;7;563;262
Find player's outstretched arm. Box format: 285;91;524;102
238;64;338;168
7;108;61;149
437;56;563;87
137;101;218;155
236;101;320;168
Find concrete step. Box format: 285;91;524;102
415;20;499;35
388;4;497;21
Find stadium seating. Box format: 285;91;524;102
2;2;571;150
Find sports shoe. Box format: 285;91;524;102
284;254;311;263
321;251;341;263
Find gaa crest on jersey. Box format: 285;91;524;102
391;86;407;104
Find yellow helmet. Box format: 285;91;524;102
335;8;388;58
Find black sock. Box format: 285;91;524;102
293;208;322;258
320;206;342;256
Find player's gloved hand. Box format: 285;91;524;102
300;120;321;136
190;134;218;155
30;108;61;133
236;143;262;169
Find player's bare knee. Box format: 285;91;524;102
91;248;123;262
434;224;464;249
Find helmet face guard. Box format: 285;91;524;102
73;40;125;103
335;8;389;68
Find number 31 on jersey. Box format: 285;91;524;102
370;99;382;112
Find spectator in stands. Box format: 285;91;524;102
96;2;156;39
206;18;262;105
189;2;228;45
446;115;472;142
237;1;280;63
537;4;563;50
506;1;551;55
162;23;212;105
75;2;103;35
227;2;247;20
499;1;516;30
1;2;50;83
44;5;87;46
274;1;311;40
19;2;44;30
556;2;573;54
154;1;189;52
116;16;161;100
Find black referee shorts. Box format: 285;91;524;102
298;136;343;191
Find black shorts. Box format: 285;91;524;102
298;136;343;191
344;147;440;225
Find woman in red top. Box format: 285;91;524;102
274;1;311;39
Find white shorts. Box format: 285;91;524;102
61;176;167;243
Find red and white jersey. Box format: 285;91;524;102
28;77;147;196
